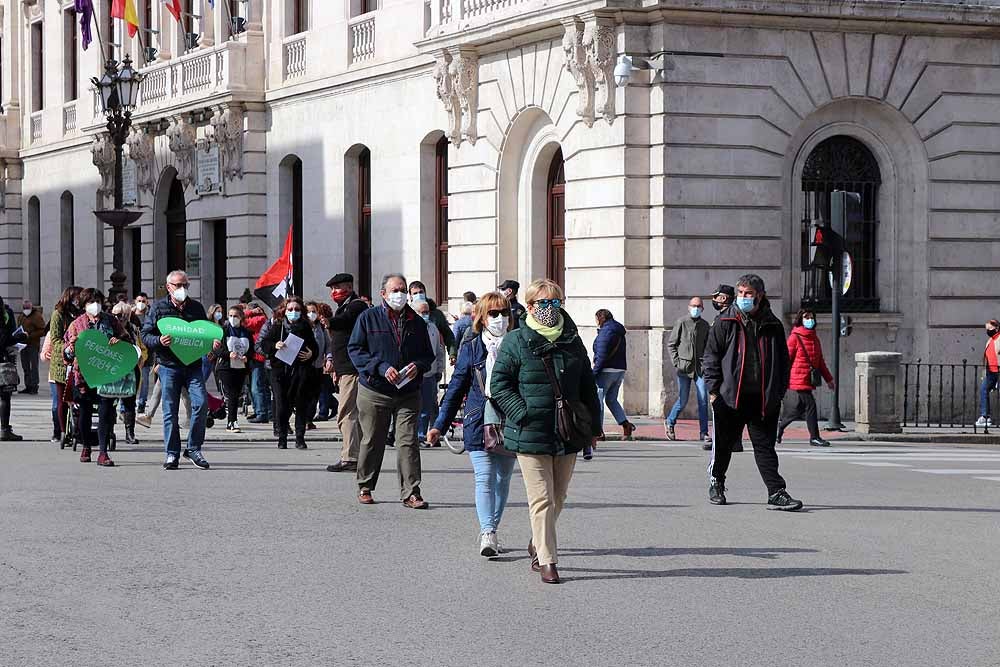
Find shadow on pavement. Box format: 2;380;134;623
557;566;908;582
806;504;1000;513
432;501;687;511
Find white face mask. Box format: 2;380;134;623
85;303;102;317
486;315;509;337
386;291;407;311
134;302;147;313
307;311;318;322
22;308;32;316
172;287;188;303
213;311;223;321
228;316;240;328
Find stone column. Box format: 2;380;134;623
0;159;25;302
855;352;903;434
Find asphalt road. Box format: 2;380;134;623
1;393;997;666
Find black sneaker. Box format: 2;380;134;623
731;442;744;452
709;478;727;505
163;453;180;470
809;438;831;447
767;489;803;511
326;460;357;472
183;449;210;470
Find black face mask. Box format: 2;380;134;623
712;301;725;312
988;329;998;338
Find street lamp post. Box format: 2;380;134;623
92;54;145;302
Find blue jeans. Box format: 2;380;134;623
251;366;271;419
158;364;208;456
667;372;709;435
596;369;628;425
468;450;517;533
317;374;337;418
137;364;151;410
981;371;998;417
418;374;441;440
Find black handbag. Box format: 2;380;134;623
795;334;823;388
472;366;514;456
540;354;594;447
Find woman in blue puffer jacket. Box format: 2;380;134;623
593;309;636;440
427;291;515;560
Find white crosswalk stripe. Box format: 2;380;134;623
779;446;1000;482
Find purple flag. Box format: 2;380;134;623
75;0;94;51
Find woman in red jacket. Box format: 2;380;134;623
777;309;835;447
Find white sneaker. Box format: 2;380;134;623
976;416;990;427
479;531;498;558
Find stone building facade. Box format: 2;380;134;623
2;0;1000;417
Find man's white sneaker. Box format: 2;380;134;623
976;416;991;427
479;531;498;558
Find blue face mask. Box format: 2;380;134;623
803;319;816;330
689;307;703;319
736;296;755;313
286;310;301;322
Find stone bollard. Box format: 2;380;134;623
854;352;903;434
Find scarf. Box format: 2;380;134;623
526;313;564;342
481;328;505;396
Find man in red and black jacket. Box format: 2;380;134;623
702;273;801;511
243;303;271;423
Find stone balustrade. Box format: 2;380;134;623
283;34;307;80
349;15;376;64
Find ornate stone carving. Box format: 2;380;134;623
206;105;245;181
91;133;115;204
167;116;197;188
584;21;617;125
451;49;478;146
562;19;595;127
126;126;156;194
434;51;461;146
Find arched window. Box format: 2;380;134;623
800;136;881;312
434;136;449;305
166;176;187;272
358;148;372;299
279;155;304;295
26;197;41;303
546;148;566;291
60;192;75;286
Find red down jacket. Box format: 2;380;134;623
786;325;833;391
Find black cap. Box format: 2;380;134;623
326;273;354;288
497;279;520;293
712;284;735;298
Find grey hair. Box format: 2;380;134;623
736;273;766;294
380;273;407;291
461;301;474;315
166;269;189;284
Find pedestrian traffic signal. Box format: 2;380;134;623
808;223;844;270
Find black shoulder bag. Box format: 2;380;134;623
540;353;594;447
794;334;823;388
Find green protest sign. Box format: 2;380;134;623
158;317;223;365
76;330;139;387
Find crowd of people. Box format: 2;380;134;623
5;269;841;584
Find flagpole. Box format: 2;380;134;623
89;5;110;64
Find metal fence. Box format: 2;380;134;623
901;360;997;433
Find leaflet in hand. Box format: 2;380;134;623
393;363;416;389
275;333;304;366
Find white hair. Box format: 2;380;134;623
461;302;474;315
166;269;188;283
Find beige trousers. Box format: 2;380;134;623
517;452;578;566
336;373;361;463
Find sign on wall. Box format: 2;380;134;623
122;159;138;206
196;144;221;196
186;240;201;277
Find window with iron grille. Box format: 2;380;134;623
800;136;881;312
547;149;566;292
434;136;449;304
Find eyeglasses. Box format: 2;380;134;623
168;282;190;288
286;307;302;312
532;299;562;309
487;309;511;318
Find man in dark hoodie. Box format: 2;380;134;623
702;274;801;511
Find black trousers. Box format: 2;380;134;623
218;368;248;423
270;367;314;441
778;390;820;440
77;388;116;454
710;397;786;495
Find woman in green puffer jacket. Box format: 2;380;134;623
43;286;82;443
489;279;602;585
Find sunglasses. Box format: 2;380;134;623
286;307;302;312
487;309;511;318
532;299;562;309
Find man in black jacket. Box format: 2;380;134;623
140;270;221;471
324;273;369;472
349;274;434;509
702;274;802;511
498;280;526;329
407;280;455;361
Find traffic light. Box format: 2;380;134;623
808;222;844;270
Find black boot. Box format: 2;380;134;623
51;409;62;443
124;411;139;445
1;426;23;442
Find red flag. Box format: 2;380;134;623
162;0;182;22
111;0;125;18
254;227;295;308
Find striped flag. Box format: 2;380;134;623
111;0;140;38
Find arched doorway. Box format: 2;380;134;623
153;168;187;292
166;176;187;273
60;192;75;287
25;197;41;303
344;144;372;298
278;155;304;295
800;135;881;312
546;148;565;291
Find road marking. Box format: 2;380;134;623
912;469;1000;475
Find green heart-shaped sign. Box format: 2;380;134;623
76;330;139;387
158;317;224;366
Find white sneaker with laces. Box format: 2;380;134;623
479;531;498;558
976;416;990;427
